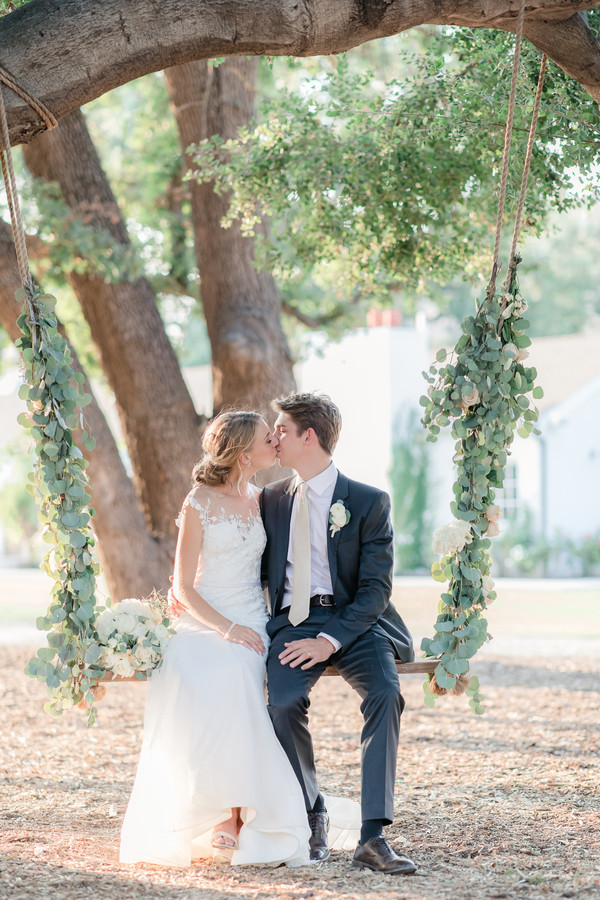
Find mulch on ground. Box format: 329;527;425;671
1;644;598;900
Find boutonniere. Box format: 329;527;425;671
329;499;351;537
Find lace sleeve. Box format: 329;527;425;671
175;491;211;528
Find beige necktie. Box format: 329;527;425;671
288;481;311;626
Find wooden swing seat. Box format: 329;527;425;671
101;657;439;684
324;658;438;677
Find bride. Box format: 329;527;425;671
120;410;312;867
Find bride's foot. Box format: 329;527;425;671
211;831;238;864
211;809;242;864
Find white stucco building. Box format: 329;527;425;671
1;320;599;571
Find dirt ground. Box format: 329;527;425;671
1;642;598;900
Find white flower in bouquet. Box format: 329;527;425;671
112;652;136;679
95;609;117;642
100;650;133;678
154;623;169;643
115;612;137;635
118;599;146;616
132;621;148;639
432;519;472;557
134;644;155;665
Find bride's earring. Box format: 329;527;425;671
245;459;251;467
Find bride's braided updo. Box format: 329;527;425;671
192;411;262;487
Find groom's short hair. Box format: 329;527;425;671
273;392;342;455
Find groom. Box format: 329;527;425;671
261;392;417;875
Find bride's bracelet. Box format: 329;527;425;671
223;622;237;641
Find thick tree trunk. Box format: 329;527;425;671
22;112;204;541
0;221;172;599
164;59;296;418
2;0;600;150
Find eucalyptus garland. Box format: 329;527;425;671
419;261;543;712
15;285;103;725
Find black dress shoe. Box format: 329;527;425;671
308;811;330;862
352;836;417;875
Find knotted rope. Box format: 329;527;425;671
0;63;57;134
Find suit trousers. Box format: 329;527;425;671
266;606;405;823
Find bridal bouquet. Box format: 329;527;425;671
91;596;174;680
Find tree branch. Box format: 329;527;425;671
1;0;599;148
282;301;345;328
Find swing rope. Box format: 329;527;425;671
0;67;57;340
487;0;526;296
504;53;548;290
485;0;548;299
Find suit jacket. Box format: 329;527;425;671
260;471;414;662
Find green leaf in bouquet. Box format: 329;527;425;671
85;644;102;665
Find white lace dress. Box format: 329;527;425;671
119;489;312;867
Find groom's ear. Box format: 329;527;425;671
303;427;317;446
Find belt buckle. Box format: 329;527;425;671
318;594;333;607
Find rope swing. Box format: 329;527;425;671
2;12;548;719
421;0;547;711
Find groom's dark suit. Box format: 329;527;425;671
261;470;414;824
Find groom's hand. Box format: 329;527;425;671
279;637;335;670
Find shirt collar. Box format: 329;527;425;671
294;461;338;497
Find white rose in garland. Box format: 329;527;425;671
458;382;480;412
432;520;472;556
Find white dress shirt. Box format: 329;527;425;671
281;461;341;651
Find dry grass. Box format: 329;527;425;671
1;637;599;900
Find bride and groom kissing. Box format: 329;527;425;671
120;392;417;875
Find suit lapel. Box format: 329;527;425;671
327;472;349;594
275;477;296;593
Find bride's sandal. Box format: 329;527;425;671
211;831;238;864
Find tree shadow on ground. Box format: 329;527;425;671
471;658;600;693
0;855;236;900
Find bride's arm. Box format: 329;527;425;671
172;501;265;654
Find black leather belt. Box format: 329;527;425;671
310;594;335;607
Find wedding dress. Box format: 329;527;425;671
120;487;358;867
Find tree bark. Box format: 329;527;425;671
1;0;600;151
0;220;173;599
164;59;296;419
21;111;203;541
